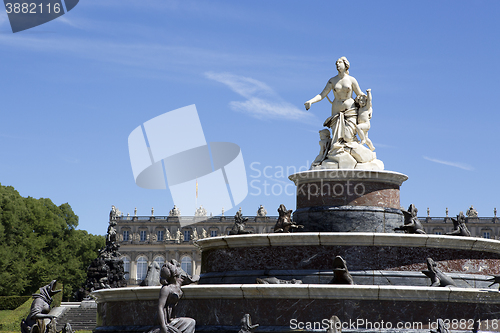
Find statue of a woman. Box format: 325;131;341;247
150;260;198;333
304;56;365;145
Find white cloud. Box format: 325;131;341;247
423;156;474;171
56;16;80;28
205;71;312;121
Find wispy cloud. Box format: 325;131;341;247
371;142;395;149
423;156;474;171
205;71;312;121
62;157;80;164
56;17;80;28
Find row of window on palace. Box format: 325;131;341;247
121;255;193;282
122;229;219;242
121;229;495;242
433;230;493;238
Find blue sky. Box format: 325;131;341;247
1;0;499;235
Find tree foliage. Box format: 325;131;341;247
0;183;105;300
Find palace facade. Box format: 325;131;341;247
114;206;498;285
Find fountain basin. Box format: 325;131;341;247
92;285;500;333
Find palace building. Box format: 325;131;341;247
113;205;498;285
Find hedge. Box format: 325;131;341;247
0;297;31;311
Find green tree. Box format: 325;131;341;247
0;183;105;299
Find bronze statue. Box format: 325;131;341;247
422;258;456;287
446;212;471;237
148;260;199;333
238;314;259;333
430;319;450;333
21;280;62;333
140;261;161;286
256;277;302;284
329;256;354;285
487;276;500;290
394;204;426;234
274;204;303;233
326;316;342;333
229;210;253;235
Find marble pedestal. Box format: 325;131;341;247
289;170;408;232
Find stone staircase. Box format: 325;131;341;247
54;301;97;331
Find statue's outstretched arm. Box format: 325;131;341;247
305;81;332;110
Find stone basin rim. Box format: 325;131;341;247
91;285;500;304
194;232;500;254
288;169;408;186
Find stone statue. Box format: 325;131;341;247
221;207;224;216
75;205;127;299
274;204;303;233
430;319;450;333
304;57;383;170
355;89;374;151
394;204;426;234
195;206;207;217
311;129;332;169
446;212;471;237
466;205;478;218
61;323;74;333
229;210;253;235
148;260;199;333
140;261;161;286
21;280;62;333
329;256;354;285
175;230;182;243
191;229;199;241
110;205;121;221
201;228;208;239
256;204;267;217
165;229;172;242
238;314;259;333
487;276;500;290
422;258;456;287
169;205;181;217
134;207;137;216
256;277;302;284
326;316;341;333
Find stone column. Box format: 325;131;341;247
130;260;137;285
191;250;198;275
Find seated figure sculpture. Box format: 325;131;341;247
446;212;471;237
274;204;303;233
310;129;332;169
229;210;253;235
149;260;199;333
21;280;61;333
394;204;426;234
